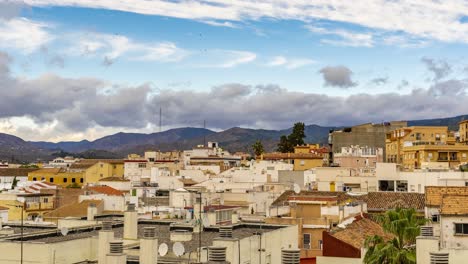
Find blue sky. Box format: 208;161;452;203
1;0;468;141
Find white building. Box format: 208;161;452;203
47;156;80;168
0;168;38;190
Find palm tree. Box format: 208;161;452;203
364;208;426;264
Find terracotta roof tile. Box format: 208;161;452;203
0;206;9;210
330;217;394;249
88;186;124;196
0;168;39;176
441;195;468;215
425;186;468;207
99;176;129;182
367;192;425;212
44;200;103;218
271;190;367;206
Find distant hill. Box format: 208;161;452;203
0;114;466;162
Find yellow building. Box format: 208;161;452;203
386;126;454;163
28;160;124;186
80;160;124;184
28;168;85;187
402;144;468;170
0;193;55;220
460;120;468;144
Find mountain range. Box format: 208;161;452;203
1;114;467;162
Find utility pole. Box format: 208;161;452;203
159;107;162;133
203;120;206;147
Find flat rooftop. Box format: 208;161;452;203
2;220;285;253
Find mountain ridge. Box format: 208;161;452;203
0;114;467;162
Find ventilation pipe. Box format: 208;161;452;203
98;221;114;264
219;226;233;238
421;226;434;237
208;246;227;262
430;252;449;264
124;203;138;240
106;241;126;264
87;203;97;221
281;249;300;264
140;227;158;264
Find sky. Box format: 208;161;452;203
1;0;468;142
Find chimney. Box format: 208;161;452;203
124;203;138;240
87;203;97;221
219;226;233;238
281;249;300;264
208;246;227;263
98;221;114;264
140;227;158;264
106;241;126;264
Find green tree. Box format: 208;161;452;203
252;140;265;157
277;135;293;153
364;208;426;264
288;122;306;147
277;122;306;153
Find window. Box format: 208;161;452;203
50;178;54;183
148;158;155;162
100;164;103;168
100;174;103;178
113;165;116;169
43;197;49;203
303;233;311;249
318;240;323;250
432;214;439;223
72;178;76;183
32;177;37;181
63;178;68;183
454;223;468;235
300;160;305;166
138;163;147;168
80;178;84;183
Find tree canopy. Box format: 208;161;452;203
277;122;306;153
252;140;265;157
364;208;426;264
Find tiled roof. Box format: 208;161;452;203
99;176;129;182
70;159;124;170
88;186;124;196
367;192;425;212
330;217;393;249
44;200;103;218
425;186;468;207
0;168;39;176
0;206;9;210
29;168;63;174
178;178;199;186
271;190;367;206
441;195;468;216
261;153;323;160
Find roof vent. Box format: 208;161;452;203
219;226;233;238
208;246;227;262
127;203;136;211
421;226;434;237
281;249;300;264
109;241;124;254
430;252;449;264
143;227;156;238
102;221;113;231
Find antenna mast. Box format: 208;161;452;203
159;107;162;132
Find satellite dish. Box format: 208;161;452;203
60;227;69;236
173;242;185;257
158;243;168;256
293;184;301;194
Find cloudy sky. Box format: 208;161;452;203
1;0;468;142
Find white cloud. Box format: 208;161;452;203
306;25;374;47
201;20;239;28
0;18;53;53
194;50;256;68
267;56;315;69
68;32;188;64
23;0;468;44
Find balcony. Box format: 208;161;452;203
24;202;54;211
